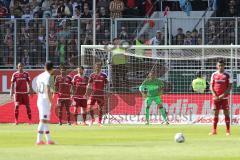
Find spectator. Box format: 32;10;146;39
197;37;202;45
58;20;71;41
19;27;31;63
218;20;228;44
29;0;40;15
51;1;58;17
99;6;109;18
206;20;216;44
83;30;93;44
28;13;42;64
80;5;91;18
228;5;235;17
65;0;74;16
173;28;185;45
21;49;30;66
72;6;81;19
22;6;33;27
4;27;13;65
56;21;72;64
11;1;23;18
71;0;81;16
227;0;240;17
80;5;92;33
95;11;101;32
102;29;111;44
29;12;41;28
0;2;8;18
150;30;164;58
191;29;198;45
119;26;128;40
48;30;57;64
38;25;45;49
227;21;235;44
150;30;164;45
97;28;110;44
109;0;124;18
68;53;76;67
67;33;77;66
184;31;192;45
41;0;51;12
57;0;71;18
56;37;66;65
99;7;110;34
82;0;91;10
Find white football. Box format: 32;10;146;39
175;133;185;143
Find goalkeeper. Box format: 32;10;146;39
139;70;169;125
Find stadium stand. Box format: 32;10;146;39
0;0;240;68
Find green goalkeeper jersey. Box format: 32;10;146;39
139;78;164;97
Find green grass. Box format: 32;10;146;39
0;124;240;160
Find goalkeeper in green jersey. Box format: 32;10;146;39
139;70;169;125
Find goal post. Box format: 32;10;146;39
81;45;240;125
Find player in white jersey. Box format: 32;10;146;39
35;61;55;145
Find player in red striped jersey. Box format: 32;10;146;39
72;66;89;125
10;63;33;125
54;65;73;125
209;60;232;136
86;63;108;126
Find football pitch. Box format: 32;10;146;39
0;124;240;160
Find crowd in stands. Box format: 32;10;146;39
216;0;240;17
0;0;240;67
172;28;202;45
0;0;161;67
0;0;161;19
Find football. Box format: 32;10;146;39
175;133;185;143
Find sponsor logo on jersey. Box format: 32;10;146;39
94;80;103;82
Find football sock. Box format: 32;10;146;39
82;113;87;122
26;106;32;120
98;109;103;123
213;116;218;130
159;107;168;122
74;109;78;123
225;115;230;132
15;105;19;121
145;107;150;123
37;122;44;142
75;113;78;123
90;110;94;120
58;107;62;123
66;107;71;123
44;124;51;142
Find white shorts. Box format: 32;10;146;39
37;98;51;120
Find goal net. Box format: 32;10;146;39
81;45;240;124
